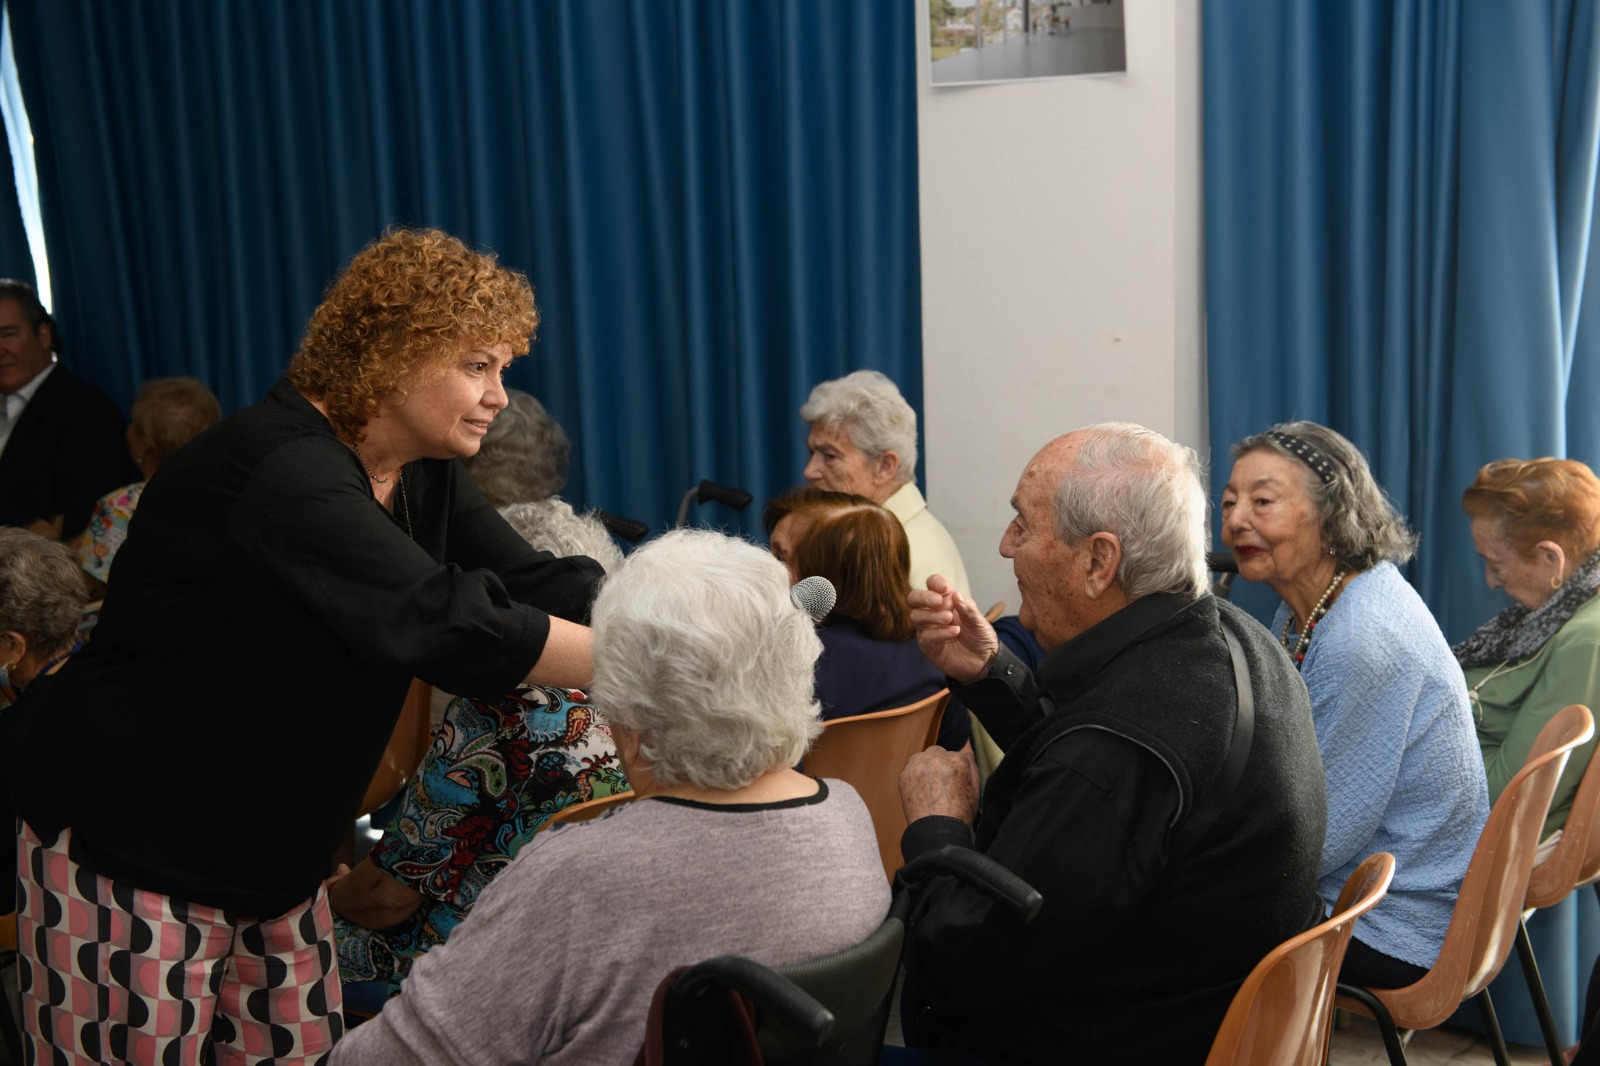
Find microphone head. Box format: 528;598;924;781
789;576;837;624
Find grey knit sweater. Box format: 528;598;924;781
332;779;889;1065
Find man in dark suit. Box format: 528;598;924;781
0;280;134;538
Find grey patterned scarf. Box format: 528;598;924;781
1453;549;1600;668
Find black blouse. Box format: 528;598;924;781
12;379;603;916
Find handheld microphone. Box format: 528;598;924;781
790;576;837;624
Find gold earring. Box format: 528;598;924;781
1552;573;1564;590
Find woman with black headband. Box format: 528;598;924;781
1220;420;1487;990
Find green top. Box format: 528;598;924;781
1468;592;1600;838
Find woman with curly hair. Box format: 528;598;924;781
8;229;602;1064
1220;421;1488;991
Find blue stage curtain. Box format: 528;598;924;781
1207;0;1600;1046
3;0;922;536
1205;0;1600;644
0;125;31;285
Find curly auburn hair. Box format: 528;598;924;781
763;487;913;640
287;228;538;444
1462;457;1600;563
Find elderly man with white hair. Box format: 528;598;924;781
332;529;889;1066
895;424;1328;1064
801;369;970;597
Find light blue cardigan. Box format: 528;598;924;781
1275;562;1489;969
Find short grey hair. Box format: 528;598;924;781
1054;423;1210;599
1232;420;1417;569
464;390;571;506
800;370;918;485
0;529;87;655
589;529;823;791
498;499;625;573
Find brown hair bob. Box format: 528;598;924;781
286;228;538;444
1462;457;1600;563
762;487;913;640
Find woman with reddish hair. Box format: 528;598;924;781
765;487;970;751
1458;457;1600;834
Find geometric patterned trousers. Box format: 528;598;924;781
15;820;345;1065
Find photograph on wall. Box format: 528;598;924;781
929;0;1127;87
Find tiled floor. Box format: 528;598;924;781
1329;1015;1553;1064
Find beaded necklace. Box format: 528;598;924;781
1281;569;1347;670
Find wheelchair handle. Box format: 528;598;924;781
672;955;835;1048
896;846;1044;923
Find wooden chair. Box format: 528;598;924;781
983;600;1005;623
1336;703;1595;1066
801;690;950;882
1204;852;1395;1066
357;677;435;818
1514;705;1600;1064
1;912;20;1063
537;788;638;832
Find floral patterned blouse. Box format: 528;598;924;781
335;685;627;994
71;480;144;585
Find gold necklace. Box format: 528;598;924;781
353;444;392;484
351;445;412;538
1281;569;1347;670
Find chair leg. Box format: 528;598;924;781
1477;989;1513;1066
1337;983;1408;1066
1516;916;1568;1066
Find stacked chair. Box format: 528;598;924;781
1336;703;1595;1066
1512;704;1600;1064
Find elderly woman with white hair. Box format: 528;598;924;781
462;389;572;506
802;369;970;597
332;529;890;1066
1222;420;1488;989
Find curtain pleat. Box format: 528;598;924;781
5;0;922;537
0;118;31;284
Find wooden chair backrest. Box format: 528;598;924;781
802;690;950;881
538;789;638;833
1338;704;1594;1031
1526;705;1600;907
1205;852;1395;1066
357;677;434;818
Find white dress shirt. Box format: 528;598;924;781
0;359;57;457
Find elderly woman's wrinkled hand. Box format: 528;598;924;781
899;745;980;825
910;573;999;685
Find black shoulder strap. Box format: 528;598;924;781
1165;624;1255;865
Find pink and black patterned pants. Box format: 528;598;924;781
15;821;345;1065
